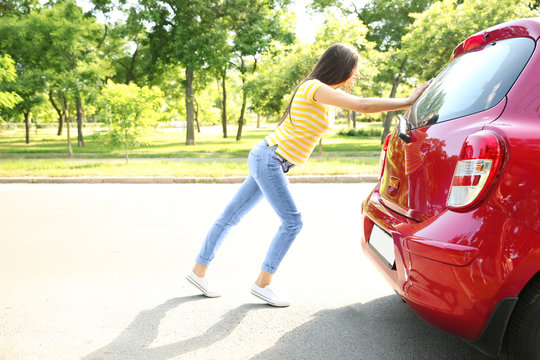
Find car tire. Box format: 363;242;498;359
501;275;540;360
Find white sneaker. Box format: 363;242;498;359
186;271;221;298
250;283;290;307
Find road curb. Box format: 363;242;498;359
0;175;378;184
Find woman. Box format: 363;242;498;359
186;43;430;307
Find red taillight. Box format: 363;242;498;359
462;31;488;53
378;134;392;181
447;130;505;211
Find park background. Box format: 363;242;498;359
0;0;538;178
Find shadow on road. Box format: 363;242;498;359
252;295;491;360
82;295;266;360
82;295;491;360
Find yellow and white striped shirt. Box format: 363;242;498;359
265;79;333;166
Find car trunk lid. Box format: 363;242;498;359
379;35;536;222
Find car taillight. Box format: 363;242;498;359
447;130;505;211
463;31;488;52
379;134;392;181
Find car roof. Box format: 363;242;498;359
451;17;540;60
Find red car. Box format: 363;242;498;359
361;18;540;359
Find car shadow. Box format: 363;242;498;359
82;295;267;360
251;295;492;360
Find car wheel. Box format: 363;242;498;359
501;276;540;360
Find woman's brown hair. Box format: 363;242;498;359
278;43;360;125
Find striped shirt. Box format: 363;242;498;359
265;79;333;166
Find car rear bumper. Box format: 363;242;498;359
360;185;520;343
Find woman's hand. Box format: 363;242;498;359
407;80;433;106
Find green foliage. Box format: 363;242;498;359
2;0;537;147
248;11;382;119
246;43;316;118
0;11;48;116
355;0;436;51
337;127;383;137
403;0;540;80
0;0;38;16
0;0;108;131
97;81;164;157
0;54;22;112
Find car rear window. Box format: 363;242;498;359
408;37;535;129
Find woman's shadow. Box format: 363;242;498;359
82;296;265;360
83;295;492;360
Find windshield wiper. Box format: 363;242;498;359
398;115;411;143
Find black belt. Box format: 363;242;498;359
275;152;295;173
263;139;294;173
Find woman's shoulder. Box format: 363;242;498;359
299;78;324;89
297;79;326;102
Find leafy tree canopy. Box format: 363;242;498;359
403;0;540;80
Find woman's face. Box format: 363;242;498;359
343;65;360;88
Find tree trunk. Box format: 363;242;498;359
125;129;129;163
24;111;30;144
236;90;247;141
49;90;65;136
76;94;85;147
381;56;408;143
257;113;261;128
221;72;227;138
125;39;138;85
352;111;357;128
236;59;247;142
66;113;73;157
185;67;195;145
57;114;64;136
194;97;200;133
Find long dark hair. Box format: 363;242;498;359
278;43;360;125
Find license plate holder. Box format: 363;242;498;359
368;225;396;269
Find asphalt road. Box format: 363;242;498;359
0;184;490;360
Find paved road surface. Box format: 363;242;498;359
0;184;490;360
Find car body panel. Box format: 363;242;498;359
362;187;540;340
361;17;540;354
452;19;540;60
486;41;540;234
380;100;506;221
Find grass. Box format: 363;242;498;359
0;124;383;177
0;158;379;177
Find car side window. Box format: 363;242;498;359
408;37;535;129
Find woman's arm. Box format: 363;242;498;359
313;81;431;113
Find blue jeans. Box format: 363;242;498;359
196;140;303;274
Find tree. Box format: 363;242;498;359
403;0;540;81
42;0;108;146
142;0;229;145
247;44;316;120
0;12;48;143
104;6;153;86
227;0;294;141
97;80;164;162
0;0;38;16
0;1;108;147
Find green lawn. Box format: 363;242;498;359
0;125;382;177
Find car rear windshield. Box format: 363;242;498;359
408;37;535;129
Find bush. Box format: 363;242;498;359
337;127;383;137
